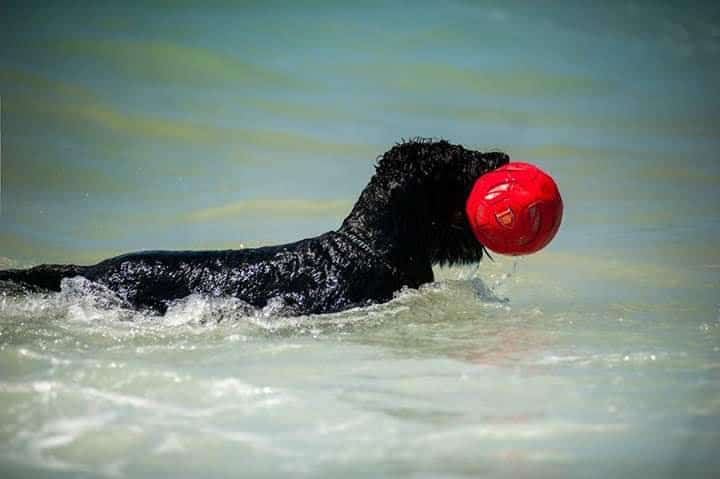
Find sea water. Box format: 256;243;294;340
1;256;718;478
1;1;719;477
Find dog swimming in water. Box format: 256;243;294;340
0;139;511;316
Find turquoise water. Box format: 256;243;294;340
1;1;719;477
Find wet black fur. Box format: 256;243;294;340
0;139;509;316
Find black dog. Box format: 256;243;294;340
0;139;509;315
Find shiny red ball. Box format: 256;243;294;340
465;162;563;255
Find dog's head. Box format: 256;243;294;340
372;139;509;266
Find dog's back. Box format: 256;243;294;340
76;232;405;314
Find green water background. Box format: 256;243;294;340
0;1;719;477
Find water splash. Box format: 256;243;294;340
1;266;513;334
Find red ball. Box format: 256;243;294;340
465;162;563;255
